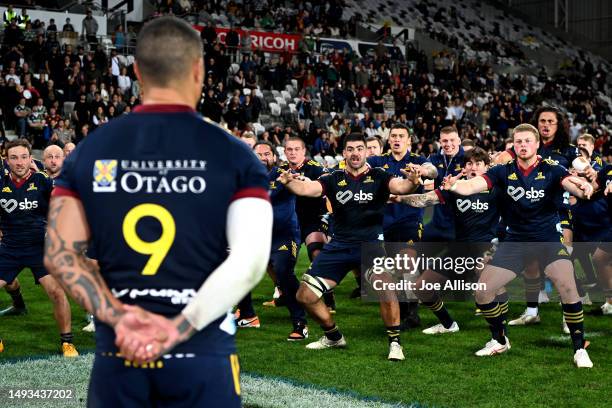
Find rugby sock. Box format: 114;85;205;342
7;287;26;309
477;302;506;345
525;277;540;311
495;293;509;324
423;299;454;329
322;324;342;342
386;325;401;345
562;302;585;351
60;332;73;345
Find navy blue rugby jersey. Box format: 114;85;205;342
427;148;465;231
572;158;609;232
436;186;500;242
482;158;569;239
318;167;393;243
368;151;428;229
279;159;327;227
0;170;53;247
53;104;269;354
268;166;299;243
597;165;612;217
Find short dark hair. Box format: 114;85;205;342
440;126;458;135
135;17;203;87
365;136;383;150
6;139;32;155
285;137;305;148
463;147;490;165
254;140;276;154
344;133;367;149
461;139;475;148
390;123;409;133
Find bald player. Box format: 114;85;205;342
43;145;65;179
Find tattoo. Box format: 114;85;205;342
44;197;124;327
400;192;439;208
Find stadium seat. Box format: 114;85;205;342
269;103;281;117
281;90;292;102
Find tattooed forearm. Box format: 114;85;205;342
399;191;440;208
44;197;124;327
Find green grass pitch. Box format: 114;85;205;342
0;249;610;408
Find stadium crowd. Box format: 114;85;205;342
1;2;611;165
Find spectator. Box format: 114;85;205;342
91;105;108;128
117;66;132;96
62;18;75;32
81;10;99;44
13;97;31;137
27;98;47;147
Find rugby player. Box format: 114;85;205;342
280;137;335;311
368;124;438;329
366;136;383;157
571;134;607;289
236;141;308;340
0;139;78;357
499;108;577;326
394;147;502;334
0;145;66;317
443;124;594;367
594;164;612;315
44;17;272;406
277;133;421;361
423;126;464;242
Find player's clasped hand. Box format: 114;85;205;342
115;304;190;364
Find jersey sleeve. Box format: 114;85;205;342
377;168;394;195
411;154;428;165
434;188;450;205
230;142;270;202
482;164;505;190
52;149;80;198
317;173;335;197
367;156;382;168
550;162;570;185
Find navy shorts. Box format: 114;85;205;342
488;233;570;274
88;353;241;408
307;240;386;284
0;244;48;284
384;222;423;244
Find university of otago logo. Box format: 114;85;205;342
93;160;118;192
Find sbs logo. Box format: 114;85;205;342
0;198;39;213
335;190;373;204
507;186;545;201
456;199;489;213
